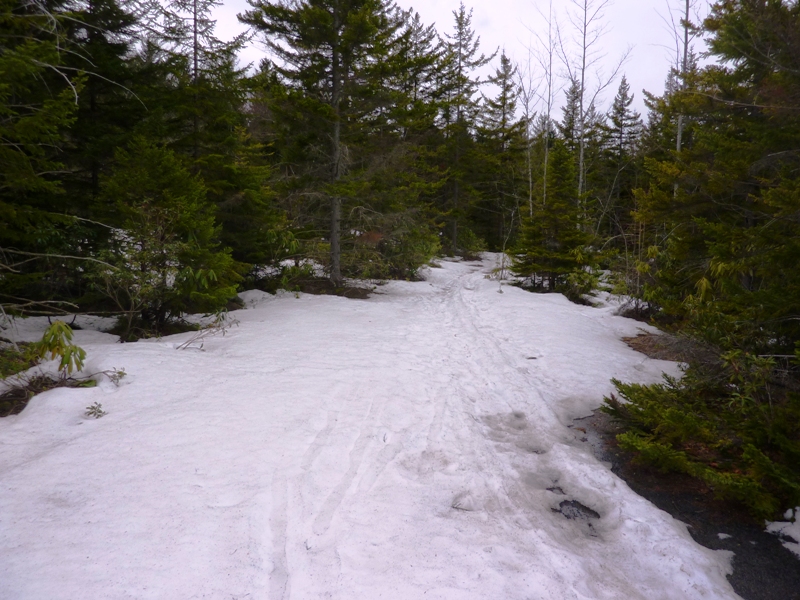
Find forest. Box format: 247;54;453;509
1;0;799;519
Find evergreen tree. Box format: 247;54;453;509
596;75;642;238
439;2;495;254
558;79;582;157
95;139;240;337
473;51;526;250
557;78;605;230
606;0;800;519
242;0;403;284
242;0;440;281
395;11;442;112
0;0;84;313
60;0;140;206
512;139;591;292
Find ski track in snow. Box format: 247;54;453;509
0;256;740;599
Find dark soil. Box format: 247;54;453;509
575;331;800;599
255;276;374;299
621;331;719;364
0;375;60;417
572;407;800;600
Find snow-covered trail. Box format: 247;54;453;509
0;257;740;599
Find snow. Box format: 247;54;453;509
0;256;740;599
767;507;800;559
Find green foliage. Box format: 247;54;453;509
512;139;593;291
0;343;36;378
471;53;525;251
85;402;107;418
34;321;86;377
0;0;81;197
0;0;91;314
94;140;240;337
438;3;496;255
631;0;800;354
242;0;443;281
604;359;800;518
602;2;800;520
559;268;599;303
211;129;297;268
351;224;441;280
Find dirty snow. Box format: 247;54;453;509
0;256;739;599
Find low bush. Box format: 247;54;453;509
604;353;800;519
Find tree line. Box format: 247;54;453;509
1;0;799;516
0;0;646;324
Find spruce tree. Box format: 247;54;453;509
596;75;642;238
0;0;84;313
96;139;240;337
474;51;526;250
439;2;495;254
512;139;591;292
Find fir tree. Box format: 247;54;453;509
473;51;526;249
96;139;240;337
512;139;591;291
241;0;405;285
439;2;496;254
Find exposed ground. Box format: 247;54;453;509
577;408;800;600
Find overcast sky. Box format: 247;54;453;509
211;0;709;117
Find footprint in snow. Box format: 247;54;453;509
553;499;601;521
552;499;602;537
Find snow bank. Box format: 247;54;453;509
0;255;738;599
767;507;800;559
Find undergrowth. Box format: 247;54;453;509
0;343;36;379
1;321;103;417
603;353;800;519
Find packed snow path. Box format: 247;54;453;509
0;257;740;599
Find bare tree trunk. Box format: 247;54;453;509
577;0;588;198
675;0;689;155
674;0;690;197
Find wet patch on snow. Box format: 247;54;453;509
553;499;602;521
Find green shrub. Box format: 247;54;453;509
558;269;600;303
34;320;85;378
94;140;241;338
604;358;800;519
0;343;36;379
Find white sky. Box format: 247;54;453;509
212;0;710;117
